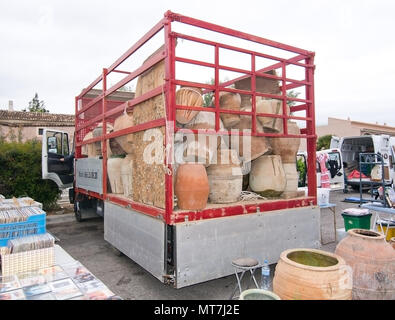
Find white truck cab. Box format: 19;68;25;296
330;134;394;190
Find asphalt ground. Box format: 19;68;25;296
46;189;389;300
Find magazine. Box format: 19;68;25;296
26;292;56;300
75;278;106;293
62;261;89;278
0;275;21;293
49;278;83;300
0;289;25;300
72;272;96;285
23;283;51;298
38;265;68;282
18;271;46;287
84;288;115;300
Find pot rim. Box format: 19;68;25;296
239;289;281;300
347;228;385;240
280;248;345;271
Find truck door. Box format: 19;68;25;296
390;138;395;185
317;148;344;191
42;129;74;189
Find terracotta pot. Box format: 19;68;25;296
92;123;114;157
234;73;281;108
113;112;134;154
269;121;300;164
175;87;203;124
335;229;395;300
282;163;299;198
256;98;284;133
107;158;124;194
249;155;286;197
175;163;209;210
206;149;243;203
120;155;133;197
219;91;241;129
273;248;352;300
229;107;271;162
184;111;225;165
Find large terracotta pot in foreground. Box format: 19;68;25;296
175;163;209;210
335;229;395;300
273;248;352;300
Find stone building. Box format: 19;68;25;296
0;107;75;143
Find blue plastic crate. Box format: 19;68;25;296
0;213;46;247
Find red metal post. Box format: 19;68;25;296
251;54;257;135
305;55;317;201
102;68;108;197
214;45;220;131
164;16;174;225
281;62;288;134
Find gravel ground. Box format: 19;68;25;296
46;189;390;300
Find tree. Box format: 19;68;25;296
317;134;333;151
23;93;49;113
286;90;300;107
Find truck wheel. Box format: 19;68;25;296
74;201;83;222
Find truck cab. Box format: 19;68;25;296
330;134;394;190
42;129;73;190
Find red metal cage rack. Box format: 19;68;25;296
74;10;317;226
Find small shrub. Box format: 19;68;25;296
0;140;61;210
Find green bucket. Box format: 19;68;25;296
341;213;372;232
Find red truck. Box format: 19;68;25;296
42;11;318;288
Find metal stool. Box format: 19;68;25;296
229;257;260;300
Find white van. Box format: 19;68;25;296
297;148;345;191
330;134;394;190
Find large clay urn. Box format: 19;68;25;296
113;112;134;154
335;229;395;300
183;111;225;166
107;157;124;194
175;87;203;124
249;155;286;197
206;149;243;203
229;107;271;162
175;163;209;210
219;91;241;129
269;121;300;164
256;98;284;133
273;248;352;300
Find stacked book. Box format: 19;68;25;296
0;197;51;275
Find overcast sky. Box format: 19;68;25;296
1;0;394;127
